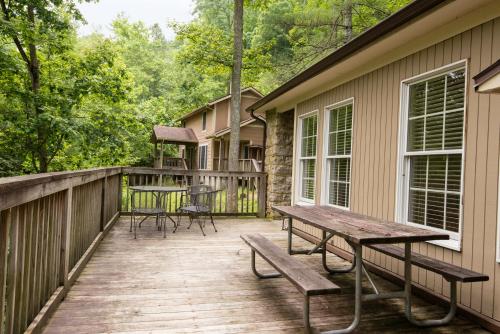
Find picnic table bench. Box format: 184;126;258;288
241;233;340;331
258;205;489;333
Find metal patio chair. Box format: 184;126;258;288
177;185;219;236
130;189;167;239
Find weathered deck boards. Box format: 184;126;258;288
41;218;488;333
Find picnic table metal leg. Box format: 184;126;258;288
322;244;363;334
403;242;457;326
322;235;356;274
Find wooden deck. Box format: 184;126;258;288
41;217;488;333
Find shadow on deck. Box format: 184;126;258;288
42;218;487;333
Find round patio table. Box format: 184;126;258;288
129;185;187;230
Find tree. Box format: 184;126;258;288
228;0;243;172
0;0;83;172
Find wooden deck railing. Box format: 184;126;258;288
0;166;266;333
212;158;262;172
122;167;266;217
0;167;122;334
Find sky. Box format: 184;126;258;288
77;0;195;40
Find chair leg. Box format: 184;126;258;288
197;218;206;236
187;215;194;229
133;213;137;239
129;213;133;232
163;216;167;238
210;213;217;232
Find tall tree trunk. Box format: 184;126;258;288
227;0;243;212
27;5;47;172
344;0;352;44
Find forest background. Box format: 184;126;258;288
0;0;410;176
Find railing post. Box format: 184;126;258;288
0;210;10;334
257;174;266;218
118;173;123;213
60;187;73;289
100;176;107;231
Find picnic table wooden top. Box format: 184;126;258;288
272;205;449;245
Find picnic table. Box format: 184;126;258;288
272;205;450;333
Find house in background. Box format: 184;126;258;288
177;87;265;171
249;0;500;331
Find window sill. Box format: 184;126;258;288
324;203;350;211
295;200;315;206
426;238;461;252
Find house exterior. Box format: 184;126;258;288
178;87;265;171
248;0;500;330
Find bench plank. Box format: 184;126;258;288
368;244;488;283
241;234;340;296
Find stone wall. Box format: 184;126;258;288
265;108;294;217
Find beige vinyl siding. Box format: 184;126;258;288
215;100;229;131
292;18;500;320
240;125;265;146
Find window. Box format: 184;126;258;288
398;62;466;250
199;144;208;169
324;100;353;208
242;144;249;159
297;112;318;202
202;111;207;131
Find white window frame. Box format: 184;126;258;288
322;98;354;210
295;110;318;205
198;144;208;170
396;60;467;252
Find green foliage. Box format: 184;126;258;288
0;0;412;176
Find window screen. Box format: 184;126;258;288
405;68;465;233
199;145;208;169
299;114;317;201
326;103;352;208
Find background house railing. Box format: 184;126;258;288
212;158;262;172
122;167;266;217
0;166;266;334
153;157;188;170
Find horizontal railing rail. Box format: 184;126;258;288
122;167;266;217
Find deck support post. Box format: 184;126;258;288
60;187;73;289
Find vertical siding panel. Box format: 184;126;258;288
493;17;500;321
391;59;403;275
471;22;492;312
359;74;368;215
450;31;464;303
352;77;362;213
374;68;383;220
481;20;498;317
461;26;476;307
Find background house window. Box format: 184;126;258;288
400;65;465;245
298;113;318;202
325;102;352;208
202;111;207;131
199;144;208;169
